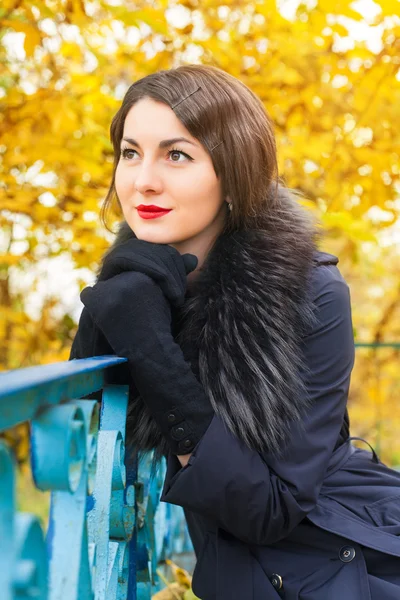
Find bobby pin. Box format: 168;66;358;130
171;86;202;109
210;140;223;151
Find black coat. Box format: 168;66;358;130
71;187;400;599
161;254;400;599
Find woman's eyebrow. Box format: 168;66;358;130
121;137;198;149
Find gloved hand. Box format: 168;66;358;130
97;238;198;308
69;305;133;382
80;270;214;455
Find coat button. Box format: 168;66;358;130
339;546;356;562
182;438;192;448
270;573;283;590
167;413;176;423
175;426;185;436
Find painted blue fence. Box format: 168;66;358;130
0;356;193;600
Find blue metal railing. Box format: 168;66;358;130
0;356;193;600
1;344;399;598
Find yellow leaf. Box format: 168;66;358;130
184;590;201;600
24;28;41;57
152;582;186;599
316;0;363;20
379;0;400;15
330;24;349;36
60;42;83;61
322;212;376;242
1;254;23;267
165;559;192;588
1;19;41;56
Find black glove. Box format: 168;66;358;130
69;305;111;360
97;238;198;308
80;270;214;455
68;305;132;389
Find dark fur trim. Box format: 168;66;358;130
100;185;319;456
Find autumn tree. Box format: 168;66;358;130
1;0;399;462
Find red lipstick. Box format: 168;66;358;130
136;205;172;220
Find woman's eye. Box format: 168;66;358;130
168;149;192;162
121;148;138;160
120;147;193;162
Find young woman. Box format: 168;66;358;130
70;64;400;599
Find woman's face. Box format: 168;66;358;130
115;98;228;255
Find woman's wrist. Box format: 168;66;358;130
177;453;192;467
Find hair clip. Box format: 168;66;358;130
210;140;223;151
171;86;202;109
171;87;222;151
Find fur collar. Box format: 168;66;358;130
102;186;327;458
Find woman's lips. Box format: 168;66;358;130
137;208;172;220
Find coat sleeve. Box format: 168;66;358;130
160;264;355;546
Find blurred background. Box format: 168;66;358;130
1;0;399;531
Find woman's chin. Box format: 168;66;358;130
130;227;180;246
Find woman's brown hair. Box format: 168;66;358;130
100;64;280;232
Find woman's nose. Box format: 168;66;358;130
134;162;163;194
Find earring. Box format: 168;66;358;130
227;202;233;212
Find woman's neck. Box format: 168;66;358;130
170;207;227;285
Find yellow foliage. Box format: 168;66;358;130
152;583;187;600
1;0;399;467
153;560;200;600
